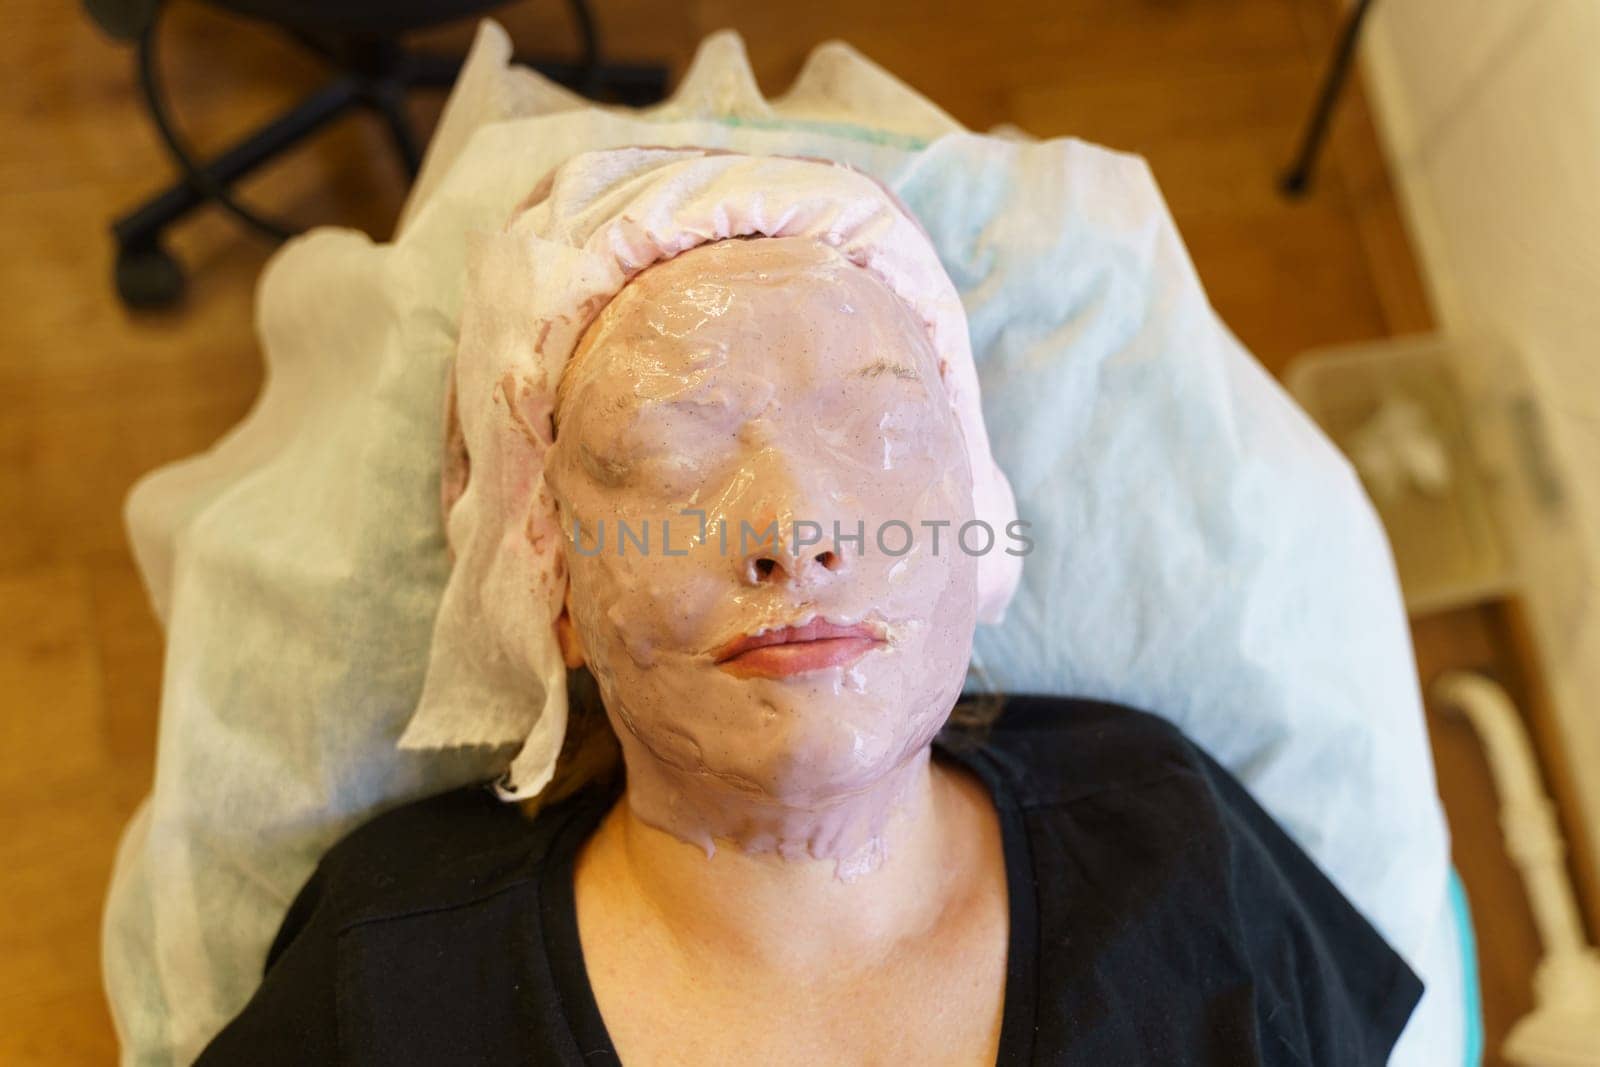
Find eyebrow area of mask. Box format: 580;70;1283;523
618;356;923;418
852;359;920;381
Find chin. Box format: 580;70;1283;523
705;690;950;803
596;640;965;796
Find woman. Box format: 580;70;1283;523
197;150;1420;1065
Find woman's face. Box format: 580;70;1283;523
546;236;978;814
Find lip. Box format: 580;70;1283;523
713;618;887;679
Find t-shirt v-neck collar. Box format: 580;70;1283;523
534;737;1041;1066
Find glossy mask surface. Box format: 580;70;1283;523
547;237;980;871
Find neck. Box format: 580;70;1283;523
616;724;937;874
583;746;974;974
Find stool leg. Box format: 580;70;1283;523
1280;0;1379;197
112;75;363;309
368;80;423;179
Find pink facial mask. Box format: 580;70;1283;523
402;148;1022;826
548;237;980;874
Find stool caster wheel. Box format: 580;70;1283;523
115;240;186;309
1278;168;1312;198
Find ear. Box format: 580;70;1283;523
555;581;587;670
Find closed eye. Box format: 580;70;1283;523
578;442;633;487
854;359;920;382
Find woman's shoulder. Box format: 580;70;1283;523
294;782;593;937
198;786;604;1066
964;695;1423;1063
953;693;1218;811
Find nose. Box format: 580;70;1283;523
730;429;854;588
737;510;849;588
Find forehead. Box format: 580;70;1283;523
611;235;911;325
558;237;938;414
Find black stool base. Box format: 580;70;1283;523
115;239;186;310
110;36;668;310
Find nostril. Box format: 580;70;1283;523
744;551;838;584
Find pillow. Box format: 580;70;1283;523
104;22;1456;1065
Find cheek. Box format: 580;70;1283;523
870;424;981;633
564;539;733;673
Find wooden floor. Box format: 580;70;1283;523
0;0;1562;1063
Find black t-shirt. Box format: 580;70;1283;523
197;696;1421;1065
